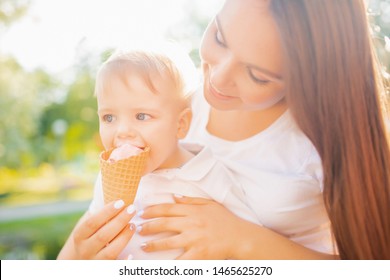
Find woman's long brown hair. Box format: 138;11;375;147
270;0;390;259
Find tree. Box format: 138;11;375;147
369;0;390;71
0;56;59;168
0;0;30;29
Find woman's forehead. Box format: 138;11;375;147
218;0;283;75
221;0;270;16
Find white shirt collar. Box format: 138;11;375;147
150;145;217;181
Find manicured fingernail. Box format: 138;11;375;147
114;200;125;209
127;254;134;260
137;209;144;217
174;193;183;198
140;243;147;250
136;225;142;233
130;223;136;231
127;204;135;214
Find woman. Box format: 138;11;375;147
58;0;390;259
137;0;390;260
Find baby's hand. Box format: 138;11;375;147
71;200;136;259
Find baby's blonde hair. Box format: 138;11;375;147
95;41;199;105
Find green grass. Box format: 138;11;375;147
0;212;83;259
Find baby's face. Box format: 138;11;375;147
97;71;187;173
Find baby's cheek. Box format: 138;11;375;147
143;160;156;175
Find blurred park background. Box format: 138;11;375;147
0;0;389;260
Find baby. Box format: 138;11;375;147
90;42;259;259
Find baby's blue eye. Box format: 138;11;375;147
136;113;151;121
103;114;114;122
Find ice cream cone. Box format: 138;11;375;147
100;146;150;205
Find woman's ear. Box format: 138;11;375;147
177;108;192;139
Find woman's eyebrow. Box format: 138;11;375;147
215;15;228;47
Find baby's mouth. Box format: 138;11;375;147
115;141;145;150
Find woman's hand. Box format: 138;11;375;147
137;196;336;260
137;196;250;259
57;200;136;260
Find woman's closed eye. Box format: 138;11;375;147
214;17;227;47
215;29;226;47
248;68;271;85
136;113;152;121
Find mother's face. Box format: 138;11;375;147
200;0;285;111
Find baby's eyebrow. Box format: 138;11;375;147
132;108;162;115
97;108;111;113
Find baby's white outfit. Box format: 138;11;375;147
89;145;260;259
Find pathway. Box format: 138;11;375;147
0;200;90;222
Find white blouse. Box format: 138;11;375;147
182;91;335;254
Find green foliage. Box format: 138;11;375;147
165;2;212;67
0;0;30;28
38;67;99;165
0;53;100;169
0;212;83;259
369;0;390;71
0;56;59;168
369;0;390;37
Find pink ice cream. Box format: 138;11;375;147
108;143;143;162
100;144;150;205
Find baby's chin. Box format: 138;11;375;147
144;158;174;175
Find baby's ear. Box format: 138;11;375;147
177;108;192;139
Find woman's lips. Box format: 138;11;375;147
208;80;235;101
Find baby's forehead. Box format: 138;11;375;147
98;61;189;104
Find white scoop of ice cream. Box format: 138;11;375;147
109;143;143;162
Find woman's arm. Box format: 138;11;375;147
57;200;136;260
138;196;337;260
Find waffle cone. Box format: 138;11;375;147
100;146;150;205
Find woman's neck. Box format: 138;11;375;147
206;102;288;141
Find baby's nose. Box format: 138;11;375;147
116;122;139;139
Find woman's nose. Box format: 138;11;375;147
210;56;236;89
